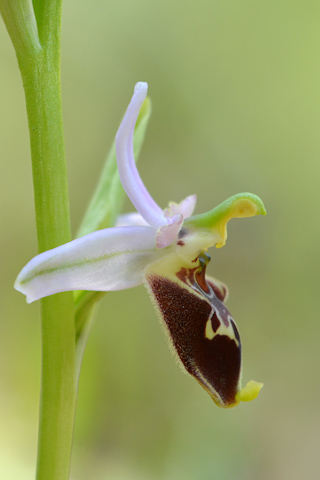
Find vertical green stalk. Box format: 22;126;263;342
20;23;77;480
1;2;76;479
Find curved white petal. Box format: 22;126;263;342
115;212;149;227
15;226;162;303
115;82;167;228
175;194;197;218
164;195;197;219
156;213;183;248
116;195;196;240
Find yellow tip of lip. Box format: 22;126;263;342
236;380;264;403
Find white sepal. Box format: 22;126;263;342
15;226;162;303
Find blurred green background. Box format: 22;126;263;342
1;1;320;479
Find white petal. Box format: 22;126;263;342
15;226;162;303
115;82;167;228
164;195;197;219
175;194;197;218
115;212;149;227
156;213;183;248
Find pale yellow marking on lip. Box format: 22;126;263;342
214;318;241;348
205;317;215;340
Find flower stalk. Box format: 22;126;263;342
1;2;76;479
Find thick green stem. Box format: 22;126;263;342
19;51;76;480
19;48;76;480
20;48;76;480
37;294;76;480
0;2;77;478
18;52;71;252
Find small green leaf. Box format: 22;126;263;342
0;0;42;57
77;96;152;238
75;290;106;380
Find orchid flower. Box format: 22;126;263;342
15;82;266;408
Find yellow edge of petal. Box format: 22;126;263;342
236;380;264;403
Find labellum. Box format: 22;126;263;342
147;252;248;408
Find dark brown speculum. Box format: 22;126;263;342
147;254;241;407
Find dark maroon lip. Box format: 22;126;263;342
147;264;241;406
